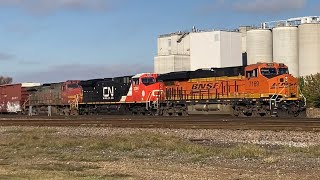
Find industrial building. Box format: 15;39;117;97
155;16;320;77
240;16;320;77
154;30;242;74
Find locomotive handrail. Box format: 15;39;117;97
146;90;164;110
269;84;286;110
69;94;79;110
22;95;31;111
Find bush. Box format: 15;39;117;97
299;74;320;108
0;76;12;85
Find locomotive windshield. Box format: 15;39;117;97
278;68;289;75
260;68;277;78
142;77;155;86
67;84;79;88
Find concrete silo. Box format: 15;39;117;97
299;23;320;77
239;26;254;53
247;29;273;65
273;26;299;77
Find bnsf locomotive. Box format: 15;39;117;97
158;63;305;117
0;63;305;117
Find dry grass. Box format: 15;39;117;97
0;127;319;179
263;156;281;164
284;145;320;157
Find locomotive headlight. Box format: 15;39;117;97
285;77;288;82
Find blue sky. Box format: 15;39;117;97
0;0;317;83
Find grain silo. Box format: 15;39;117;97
239;26;251;53
247;29;273;65
299;23;320;77
273;26;299;77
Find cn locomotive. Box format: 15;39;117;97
0;62;306;117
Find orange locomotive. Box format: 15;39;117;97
158;63;306;117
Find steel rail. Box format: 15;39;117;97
0;117;319;131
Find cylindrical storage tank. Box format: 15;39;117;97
273;26;299;77
247;29;273;65
299;24;320;77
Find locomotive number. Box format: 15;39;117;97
249;81;259;87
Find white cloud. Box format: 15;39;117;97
0;0;109;14
0;52;14;61
233;0;307;13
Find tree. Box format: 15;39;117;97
300;73;320;108
0;76;12;85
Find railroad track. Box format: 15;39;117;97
0;115;319;131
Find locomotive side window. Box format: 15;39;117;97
278;68;289;75
132;78;139;85
142;77;155;86
123;77;130;84
246;69;258;78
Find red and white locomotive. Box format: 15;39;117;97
79;73;162;115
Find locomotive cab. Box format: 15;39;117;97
238;62;303;117
244;63;298;99
130;73;163;103
62;80;83;111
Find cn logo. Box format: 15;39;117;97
103;86;115;100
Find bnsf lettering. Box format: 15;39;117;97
192;83;218;90
271;83;296;89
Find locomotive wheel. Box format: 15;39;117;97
162;109;170;116
231;108;240;117
232;106;246;117
252;111;260;117
288;104;302;117
181;110;188;116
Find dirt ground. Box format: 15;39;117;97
87;159;320;180
0;126;319;180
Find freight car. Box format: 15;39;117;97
25;80;82;115
0;83;40;114
158;62;305;117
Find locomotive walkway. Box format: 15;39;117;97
0;115;319;131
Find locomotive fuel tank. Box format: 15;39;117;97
190;104;232;115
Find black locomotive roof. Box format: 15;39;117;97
80;75;133;87
157;66;245;82
79;79;105;87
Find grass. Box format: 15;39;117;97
0;127;319;179
263;156;280;164
28;163;100;172
284;145;320;157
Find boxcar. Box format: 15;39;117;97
0;83;40;114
